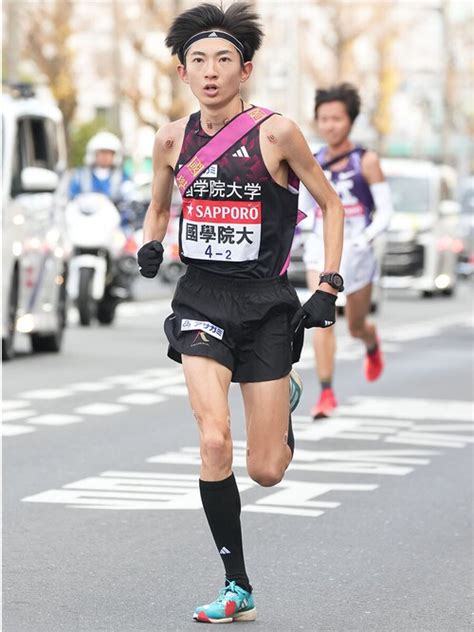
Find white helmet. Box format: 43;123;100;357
85;132;123;167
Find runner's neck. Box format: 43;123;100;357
200;97;246;136
326;139;354;160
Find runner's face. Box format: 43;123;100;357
316;101;352;146
178;38;252;106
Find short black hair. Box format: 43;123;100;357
165;2;263;65
315;83;361;123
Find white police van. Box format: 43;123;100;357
2;84;71;360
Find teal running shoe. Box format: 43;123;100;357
289;369;303;413
193;580;256;623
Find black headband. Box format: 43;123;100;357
180;30;246;63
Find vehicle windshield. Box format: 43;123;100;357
386;176;431;214
461;186;474;214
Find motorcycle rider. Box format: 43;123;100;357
68;132;138;313
69;131;132;203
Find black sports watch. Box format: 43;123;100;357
319;272;344;292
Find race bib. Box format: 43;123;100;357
181;198;262;262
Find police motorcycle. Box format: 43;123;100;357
67;132;141;324
65;192;137;325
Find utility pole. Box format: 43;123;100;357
439;0;454;164
6;0;21;83
111;0;122;134
169;0;185;119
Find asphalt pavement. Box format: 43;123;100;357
3;278;473;632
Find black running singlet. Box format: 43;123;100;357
174;108;300;279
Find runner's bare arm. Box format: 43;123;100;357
273;117;344;279
142;124;178;243
361;150;385;184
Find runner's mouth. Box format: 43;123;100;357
203;84;219;96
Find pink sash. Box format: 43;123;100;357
175;107;274;196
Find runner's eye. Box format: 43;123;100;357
219;57;231;62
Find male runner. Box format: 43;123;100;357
300;83;394;419
137;3;344;623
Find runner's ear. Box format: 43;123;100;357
177;64;189;83
240;61;253;83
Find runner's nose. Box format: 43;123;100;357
204;60;218;79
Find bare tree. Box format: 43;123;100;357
119;0;188;130
22;0;78;144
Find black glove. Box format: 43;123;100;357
291;290;337;329
137;240;164;278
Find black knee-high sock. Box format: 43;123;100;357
287;414;294;456
199;474;251;593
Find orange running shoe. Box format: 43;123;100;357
365;339;384;382
311;388;338;419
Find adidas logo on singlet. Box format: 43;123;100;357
232;146;250;158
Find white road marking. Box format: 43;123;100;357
242;505;326;518
2;366;185;438
418;424;473;432
22;469;378;518
22;472;253;511
74;403;128;416
2;409;37;422
70;382;115;392
2;400;31;411
159;385;189;396
336;432;382;441
103;374;146;385
138;368;182;378
117;393;168;405
20;395;472;516
385;435;469;449
123;375;186;392
18;389;73;400
150;444;435;476
380;312;473;342
27;414;83;426
2;424;36;436
243;481;378;518
337;397;473;422
300;398;474;448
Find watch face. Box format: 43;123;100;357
333;273;344;289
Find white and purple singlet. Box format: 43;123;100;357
299;145;378;295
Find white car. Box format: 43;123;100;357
2;84;70;360
381;159;460;297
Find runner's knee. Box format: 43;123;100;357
199;422;232;466
348;321;366;339
247;462;284;488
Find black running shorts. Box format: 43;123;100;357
164;266;301;383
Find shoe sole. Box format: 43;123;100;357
193;607;257;623
313;402;338;419
313;410;336;420
313;411;329;420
